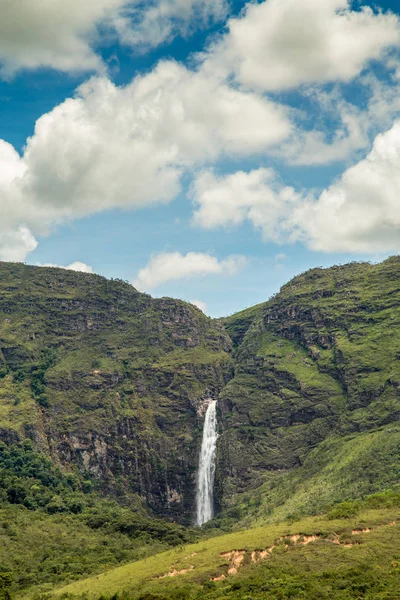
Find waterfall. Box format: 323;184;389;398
196;400;218;526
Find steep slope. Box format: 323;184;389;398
0;262;233;522
217;257;400;518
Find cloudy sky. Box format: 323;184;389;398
1;0;400;316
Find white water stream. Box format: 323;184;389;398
196;400;218;526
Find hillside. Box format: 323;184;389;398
0;259;400;597
0;262;233;523
41;492;400;600
217;257;400;521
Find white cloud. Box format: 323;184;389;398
278;75;400;166
132;251;247;291
0;0;228;77
0;61;290;261
190;298;208;313
0;0;124;77
38;261;94;273
279;90;370;166
0;227;38;262
191;168;302;242
193;123;400;254
204;0;400;92
293;121;400;253
114;0;228;51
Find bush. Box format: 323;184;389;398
327;501;360;520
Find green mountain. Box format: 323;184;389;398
217;257;400;522
0;258;399;598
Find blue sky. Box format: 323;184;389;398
1;0;400;316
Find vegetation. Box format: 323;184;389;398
0;440;200;597
0;261;234;523
0;259;400;598
217;257;400;520
38;491;400;599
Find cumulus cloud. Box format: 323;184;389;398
132;251;247;291
0;61;290;260
38;262;94;273
0;228;38;262
193;123;400;254
279;90;370;166
114;0;228;51
0;0;124;77
204;0;400;92
278;75;400;166
294;121;400;253
191;168;303;242
0;0;228;76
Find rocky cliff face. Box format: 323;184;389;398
0;262;233;523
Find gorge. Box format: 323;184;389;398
0;257;400;528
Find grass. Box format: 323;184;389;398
38;501;400;600
241;425;400;524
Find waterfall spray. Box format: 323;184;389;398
196;400;218;526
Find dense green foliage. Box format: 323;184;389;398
0;261;233;523
0;259;400;598
0;441;198;597
0;439;88;511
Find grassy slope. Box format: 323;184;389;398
0;504;164;594
222;424;400;528
42;497;400;600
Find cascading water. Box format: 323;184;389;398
196;400;218;526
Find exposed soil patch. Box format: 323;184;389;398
352;528;371;535
211;574;226;582
159;565;194;578
220;550;247;575
214;520;399;579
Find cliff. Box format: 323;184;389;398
0;262;233;523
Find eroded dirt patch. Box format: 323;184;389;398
159;565;194;578
213;520;399;579
220;550;247;575
352;528;371;535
